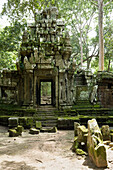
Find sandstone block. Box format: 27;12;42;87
101;125;110;141
77;125;88;143
87;119;107;168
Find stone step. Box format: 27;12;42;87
42;123;57;127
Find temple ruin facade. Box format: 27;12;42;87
0;7;76;109
0;7;113;110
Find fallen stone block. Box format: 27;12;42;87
29;128;40;135
9;129;18;137
87;119;107;168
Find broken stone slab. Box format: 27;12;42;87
101;125;110;141
29;128;40;135
87;119;107;168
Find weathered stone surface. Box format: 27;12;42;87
29;128;40;135
101;125;110;141
74;122;80;136
87;119;107;168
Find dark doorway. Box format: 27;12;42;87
40;80;53;105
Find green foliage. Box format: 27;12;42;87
0;21;26;70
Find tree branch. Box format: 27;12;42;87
89;0;98;7
77;53;98;67
104;0;113;7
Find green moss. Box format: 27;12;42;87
58;116;79;121
76;149;87;156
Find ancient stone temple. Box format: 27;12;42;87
0;7;75;109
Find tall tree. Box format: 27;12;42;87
59;0;98;68
90;0;113;71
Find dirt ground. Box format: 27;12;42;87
0;126;113;170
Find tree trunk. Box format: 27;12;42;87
108;59;111;72
98;0;104;71
80;29;83;67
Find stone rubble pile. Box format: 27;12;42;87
73;119;108;168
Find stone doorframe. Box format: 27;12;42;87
38;79;54;106
33;68;58;108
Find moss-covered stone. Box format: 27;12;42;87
76;148;87;156
87;119;107;168
77;125;88;143
35;121;42;129
9;129;18;137
17;125;23;135
101;125;110;141
29;128;40;135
